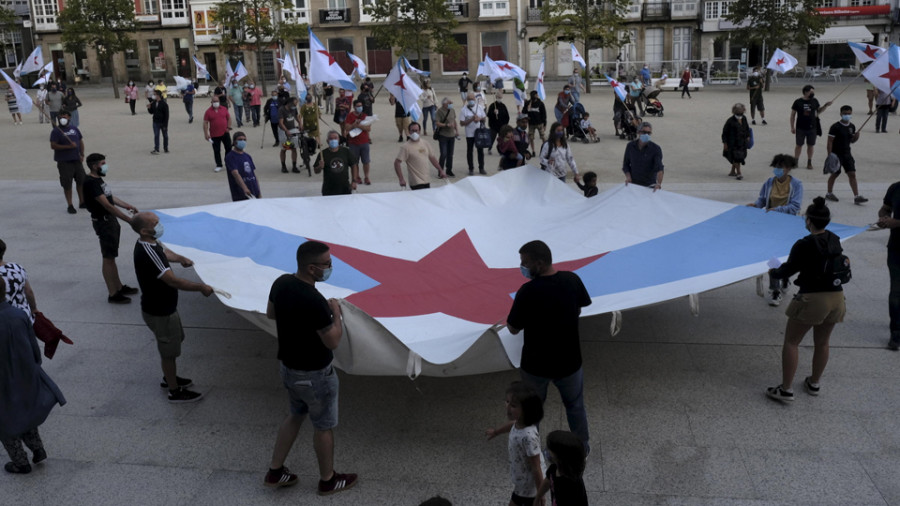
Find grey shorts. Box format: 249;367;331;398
795;128;817;147
142;311;185;359
280;362;339;430
348;143;370;164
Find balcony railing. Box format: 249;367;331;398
642;2;671;20
527;7;542;20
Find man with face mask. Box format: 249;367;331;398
506;240;592;457
147;89;169;154
791;85;833;170
49;110;86;213
746;66;767;126
393;122;446;190
278;97;303;173
36;84;48;124
247;81;263;127
264;90;281;147
203;97;232;173
131;212;213;403
622;121;664;190
225;131;261;201
84;153;139;304
487;91;510;155
44;83;63;126
181;79;196;123
264;240;357;495
459;91;487;175
314;130;357;196
343;99;372;184
228;81;244;128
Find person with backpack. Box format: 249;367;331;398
877;183;900;350
539;122;580;183
766;197;847;403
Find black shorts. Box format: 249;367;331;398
795;128;816;147
57;160;86;188
835;153;856;174
92;216;121;258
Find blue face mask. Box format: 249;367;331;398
152;222;164;239
639;133;651;143
841;114;852;122
467;100;475;107
520;265;533;280
328;139;339;149
355;107;363;114
99;163;109;177
235;140;247;150
315;266;332;282
773;168;785;179
447;103;453;109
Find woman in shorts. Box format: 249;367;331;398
766;196;846;403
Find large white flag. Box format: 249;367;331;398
232;61;249;84
20;46;44;75
571;43;586;70
494;60;527;82
308;27;357;90
481;55;506;82
12;61;22;79
224;61;235;87
173;75;191;90
0;69;33;114
535;56;546;100
348;52;367;79
862;44;900;100
279;53;307;102
766;48;798;74
192;55;211;80
384;59;423;119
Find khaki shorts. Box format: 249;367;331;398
142;311;185;358
785;291;846;325
395;116;410;133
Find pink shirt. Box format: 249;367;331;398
204;106;231;138
248;87;263;106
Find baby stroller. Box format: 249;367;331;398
614;98;639;141
569;102;591;142
644;86;664;117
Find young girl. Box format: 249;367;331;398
497;125;522;170
486;382;546;506
534;430;589;506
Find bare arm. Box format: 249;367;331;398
826;136;834;156
528;454;545;506
158;269;213;295
394;158;406;187
789;110;796;133
430;154;445;178
316;299;343;350
94;194;134;223
485;420;514;440
266;300;275;319
24;280;37;313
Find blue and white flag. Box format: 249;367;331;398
308;27;357;90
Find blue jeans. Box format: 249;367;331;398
888;249;900;345
233;105;243;127
183;100;193;121
421;105;436;133
152;122;168;152
251;105;261;126
280;363;339;430
876;106;889;132
438;135;455;171
520;367;590;454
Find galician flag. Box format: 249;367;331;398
232;61;249;84
224;60;235;87
571;43;586;69
308;27;357;90
494;60;527;82
279;53;307;102
193;55;211;80
384;59;423;120
535;56;546;100
605;74;627;102
862;44;900;100
0;69;33;114
402;57;430;77
766;48;798;74
33;61;54;87
848;42;886;64
348;52;367;79
20;46;44;75
481;55;505;82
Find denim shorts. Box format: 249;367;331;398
280;362;339;430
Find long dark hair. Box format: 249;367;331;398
549;121;568;148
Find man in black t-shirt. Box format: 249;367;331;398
83;153;140;304
314;130;357;195
877;183;900;349
506;240;592;456
825;105;867;205
264;241;357;494
131;212;213;403
458;72;473;101
790;85;833;170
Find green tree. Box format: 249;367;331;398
726;0;830;89
538;0;632;93
364;0;460;70
0;6;17;66
212;0;308;94
57;0;136;99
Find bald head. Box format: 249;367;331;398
130;211;160;238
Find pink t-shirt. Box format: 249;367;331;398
204;106;231;138
248;87;263;106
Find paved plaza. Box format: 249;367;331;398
2;77;900;505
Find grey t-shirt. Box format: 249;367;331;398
46;90;63;112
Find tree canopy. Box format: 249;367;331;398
58;0;136;98
538;0;632;93
725;0;830;57
212;0;307;93
364;0;461;68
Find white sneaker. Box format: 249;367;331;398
214;166;223;173
767;290;783;307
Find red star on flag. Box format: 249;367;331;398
880;63;900;88
317;49;336;66
394;73;407;89
864;45;879;59
321;230;606;324
499;63;514;71
611;79;619;87
776;58;786;66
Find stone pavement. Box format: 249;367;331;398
1;78;900;505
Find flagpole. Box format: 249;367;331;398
857;80;900;130
828;73;865;104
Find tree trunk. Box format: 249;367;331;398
109;55;120;100
584;40;591;94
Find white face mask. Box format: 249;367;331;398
409;132;420;141
59;118;69;126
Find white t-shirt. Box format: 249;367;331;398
459;103;486;138
508;424;545;497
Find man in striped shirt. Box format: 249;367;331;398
131;212;213;403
